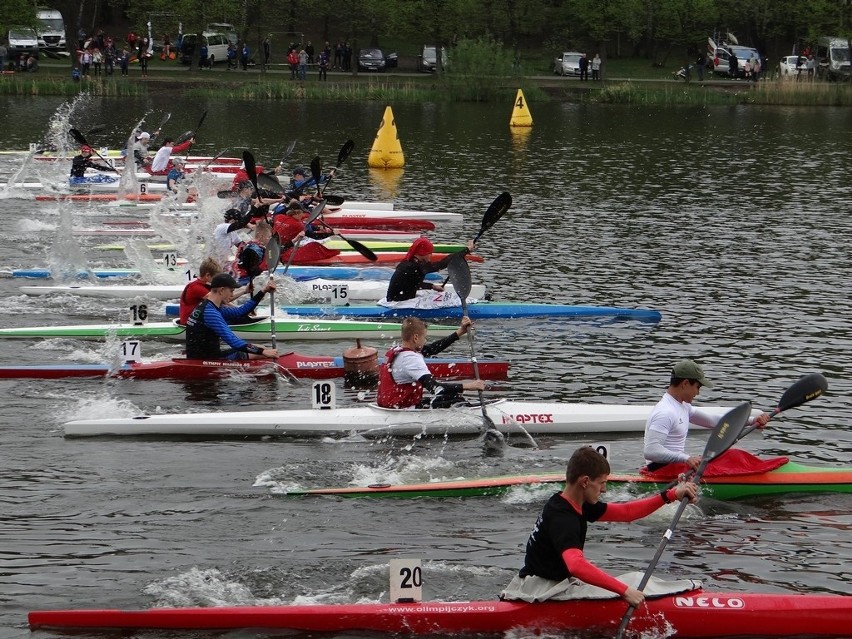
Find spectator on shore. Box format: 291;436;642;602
318;48;329;80
591;53;601;80
298;48;308;79
306;41;315;63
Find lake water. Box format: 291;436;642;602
0;94;850;639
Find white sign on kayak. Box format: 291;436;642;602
121;340;142;362
591;443;610;459
389;558;422;603
129;304;148;326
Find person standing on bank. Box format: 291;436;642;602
578;53;589;81
501;446;698;606
591;53;602;80
185;273;278;360
643;359;769;473
376;317;486;409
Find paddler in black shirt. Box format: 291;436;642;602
69;145;115;179
385;237;475;302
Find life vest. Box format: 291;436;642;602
185;299;227;359
376;347;423;409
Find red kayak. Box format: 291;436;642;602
35;193;166;202
28;590;852;636
0;354;509;381
285;252;483;266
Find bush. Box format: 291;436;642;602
444;36;518;102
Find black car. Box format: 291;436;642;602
357;48;398;72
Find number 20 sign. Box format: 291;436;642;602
389;558;422;603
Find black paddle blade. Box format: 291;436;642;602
337;139;355;167
343;236;378;261
257;172;284;195
309;156;322;190
242;150;259;195
700;401;752;470
195;109;208;132
474;192;512;242
69;128;87;145
265;235;281;273
307;201;326;225
447;252;473;303
776;373;828;413
174;129;193;144
324;195;345;206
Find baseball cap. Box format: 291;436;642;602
80;145;93;154
171;156;185;165
210;273;239;289
138;132;151;139
672;359;713;388
292;166;306;176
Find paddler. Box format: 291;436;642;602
185;273;278;360
178;257;220;325
384;237;475;303
500;446;698;607
376;316;485;409
69;145;116;181
271;200;340;264
230;219;271;289
642;359;770;476
210;206;255;265
131;131;154;167
150;135;195;174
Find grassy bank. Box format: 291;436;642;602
2;63;850;106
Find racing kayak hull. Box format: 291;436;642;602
10;266;444;281
275;301;663;322
0;354;508;381
60;401;748;438
28;591;852;636
92;240;471;254
0;317;445;342
289;461;852;499
20;280;483;303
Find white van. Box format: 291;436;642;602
814;37;851;81
179;32;230;65
36;7;65;50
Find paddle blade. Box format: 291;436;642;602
266;235;281;272
699;401;752;471
343;236;378;261
776;373;828;413
474;192;512;242
324;194;345;206
447;252;473;308
281;139;297;164
309;156;322;191
307;201;326;225
69;128;87;145
337;139;355;167
242;150;259;195
257;172;284;195
195;109;208;132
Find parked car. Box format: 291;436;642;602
179;32;230;65
7;27;40;59
706;38;761;78
417;45;447;73
553;51;583;76
357;48;397;72
206;23;237;46
778;55;805;79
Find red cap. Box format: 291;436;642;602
405;237;434;261
80;145;93;154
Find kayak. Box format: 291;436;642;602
85;250;484;266
22;281;485;303
92;240;470;254
71;226;422;242
0;316;449;342
322;208;462;223
28;590;852;636
60;401;749;438
8;266;444;281
0;353;508;381
272;301;663;322
287;460;852;499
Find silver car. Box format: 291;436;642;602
554;51;583;76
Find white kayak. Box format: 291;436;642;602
18;281;487;303
61;400;754;438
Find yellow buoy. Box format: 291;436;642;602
509;88;533;127
368;105;405;169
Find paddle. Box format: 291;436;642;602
242;150;260;197
442;191;512;286
309;156;323;196
614;401;753;639
68;128;117;171
151;111;171;143
318;139;355;198
447;251;501;442
265;234;281;351
269;139;297;174
175;110;206;146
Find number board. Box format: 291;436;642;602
121;340;142;362
389;558;422;603
311;381;336;409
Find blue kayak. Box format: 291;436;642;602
10;266;442;282
163;301;662;322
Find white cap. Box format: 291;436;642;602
138;132;151;139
